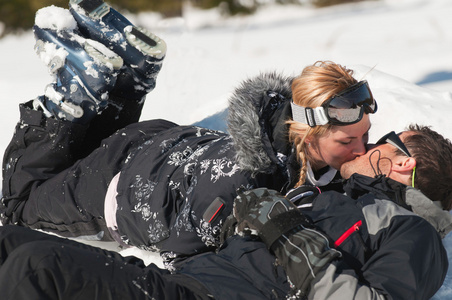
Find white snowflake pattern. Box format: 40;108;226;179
137;138;154;151
137;244;160;252
160;137;188;154
161;251;178;272
191;144;209;160
173;200;194;236
167;146;194;166
132;203;153;221
196;219;223;247
276;152;288;165
130;175;157;221
195;126;220;137
186;175;198;195
168;180;180;190
211;158;240;182
147;217;170;244
183;162;196;176
218;139;234;155
200;160;211;174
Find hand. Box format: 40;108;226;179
231;188;341;297
286;185;321;207
232;188;313;248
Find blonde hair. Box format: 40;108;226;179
288;61;358;187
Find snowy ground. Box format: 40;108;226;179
0;0;452;298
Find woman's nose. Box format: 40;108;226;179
354;142;367;155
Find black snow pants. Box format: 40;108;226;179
0;225;212;300
0;99;177;240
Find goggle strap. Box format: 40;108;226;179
291;102;329;127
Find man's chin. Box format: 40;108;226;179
339;161;354;179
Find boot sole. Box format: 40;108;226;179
70;0;167;59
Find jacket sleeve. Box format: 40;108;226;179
274;212;448;300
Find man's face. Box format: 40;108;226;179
340;131;410;179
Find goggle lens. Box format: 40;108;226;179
325;81;377;124
290;80;377;127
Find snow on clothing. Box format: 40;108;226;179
2;73;344;267
0;174;448;300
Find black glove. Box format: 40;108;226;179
285;185;321;208
232;187;342;297
232;188;312;248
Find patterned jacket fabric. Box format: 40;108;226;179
0;72;305;269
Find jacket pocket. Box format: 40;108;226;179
334;220;362;248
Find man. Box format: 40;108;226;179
230;127;452;299
0;126;451;299
1;1;451;299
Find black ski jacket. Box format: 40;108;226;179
180;174;451;300
274;174;452;299
113;73;304;267
1;72;308;268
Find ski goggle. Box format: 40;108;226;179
291;80;377;127
376;131;416;187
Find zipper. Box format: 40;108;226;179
334;220;362;248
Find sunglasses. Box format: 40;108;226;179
291;80;378;127
376;131;416;187
376;131;412;157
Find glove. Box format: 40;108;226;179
285;185;321;208
232;187;342;297
232;188;312;248
219;213;238;245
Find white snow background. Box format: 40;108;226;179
1;0;452;298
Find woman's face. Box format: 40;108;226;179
307;114;371;171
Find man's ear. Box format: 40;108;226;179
392;157;416;185
393;156;416;172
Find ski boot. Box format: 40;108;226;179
33;7;123;124
69;0;167;100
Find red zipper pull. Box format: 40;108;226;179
334;220;363;248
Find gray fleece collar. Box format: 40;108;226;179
405;187;452;238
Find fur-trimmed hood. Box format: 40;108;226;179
227;72;295;174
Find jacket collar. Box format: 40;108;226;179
405;187;452;238
344;174;452;238
344;174;410;209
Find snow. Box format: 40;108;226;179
0;0;452;298
35;5;77;31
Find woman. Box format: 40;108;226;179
287;63;373;187
0;3;376;269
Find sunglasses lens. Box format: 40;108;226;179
376;132;392;144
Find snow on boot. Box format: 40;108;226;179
33;6;123;124
69;0;167;100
